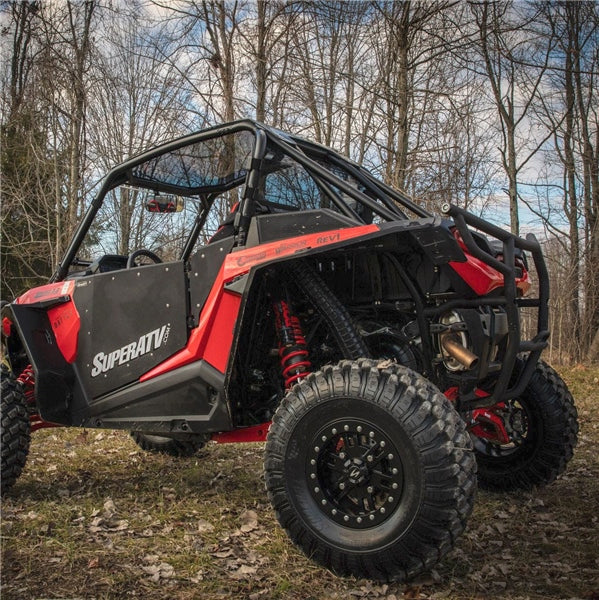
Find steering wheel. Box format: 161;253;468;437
126;249;163;268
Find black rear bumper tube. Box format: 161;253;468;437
441;204;550;409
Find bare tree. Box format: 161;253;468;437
1;1;96;295
470;1;558;235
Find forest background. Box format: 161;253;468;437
1;0;598;364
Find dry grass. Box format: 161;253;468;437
2;365;598;600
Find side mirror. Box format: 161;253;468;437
146;195;184;213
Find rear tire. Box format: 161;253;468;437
473;360;578;491
1;365;30;495
265;359;476;582
130;432;205;457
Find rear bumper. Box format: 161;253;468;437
440;204;549;409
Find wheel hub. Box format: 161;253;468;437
307;418;404;528
346;461;367;485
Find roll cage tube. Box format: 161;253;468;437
265;130;403;223
441;203;550;410
51;121;260;282
235;129;268;246
285;133;431;220
181;194;213;261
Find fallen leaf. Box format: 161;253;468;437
376;359;395;369
103;498;116;518
106;519;129;531
190;570;204;583
239;509;258;533
229;564;258;579
197;519;215;533
143;554;159;563
142;562;174;582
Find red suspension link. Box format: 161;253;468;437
16;365;59;432
273;299;311;388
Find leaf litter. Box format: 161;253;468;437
1;366;598;599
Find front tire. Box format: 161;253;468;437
473;360;578;491
265;359;476;582
130;432;205;457
1;365;30;495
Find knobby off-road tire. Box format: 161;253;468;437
473;360;578;491
292;261;369;359
1;365;31;495
130;432;205;457
264;359;477;582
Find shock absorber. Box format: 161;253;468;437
273;298;311;388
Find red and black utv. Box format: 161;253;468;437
1;120;577;581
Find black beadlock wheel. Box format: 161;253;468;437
472;359;578;491
1;364;31;495
130;431;205;457
264;359;477;582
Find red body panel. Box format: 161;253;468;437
141;224;379;381
449;256;505;296
47;302;80;363
449;233;531;296
2;317;11;337
16;280;75;305
202;291;242;373
221;224;379;280
15;280;80;365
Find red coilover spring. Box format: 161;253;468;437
273;299;312;388
16;365;35;405
17;364;58;432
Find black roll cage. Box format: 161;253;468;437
52;120;427;282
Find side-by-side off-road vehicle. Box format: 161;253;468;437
1;120;578;581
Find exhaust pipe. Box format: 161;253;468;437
440;334;479;370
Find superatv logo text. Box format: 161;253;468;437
91;324;170;377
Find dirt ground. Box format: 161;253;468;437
1;365;598;600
